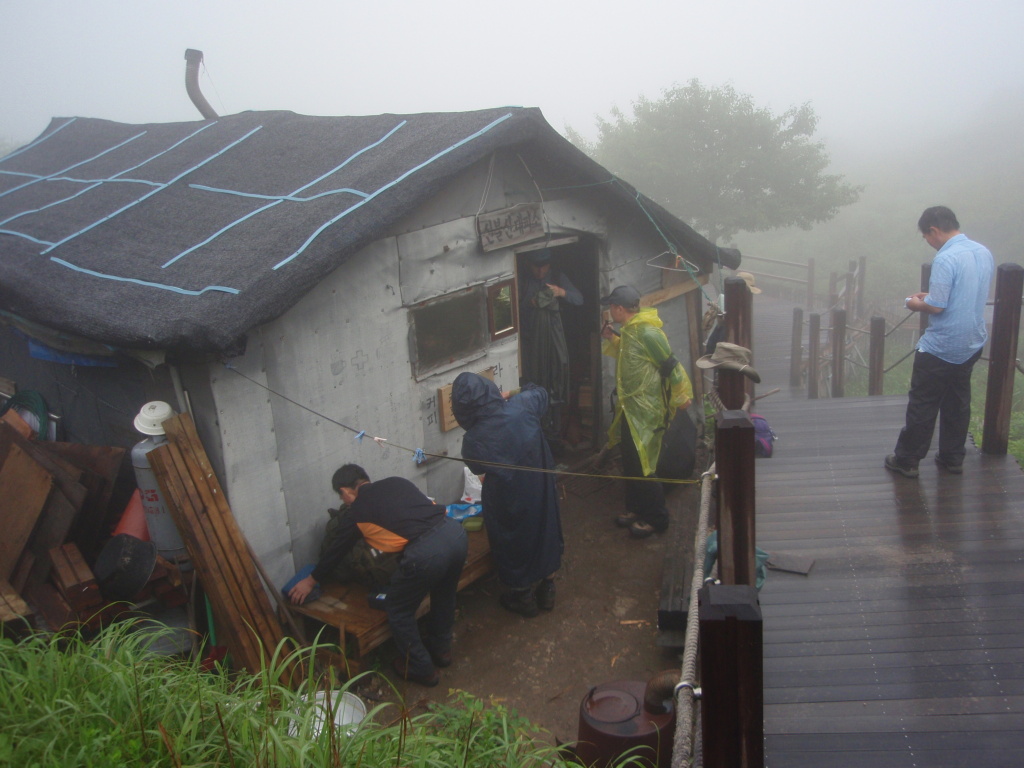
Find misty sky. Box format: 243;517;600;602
3;0;1023;156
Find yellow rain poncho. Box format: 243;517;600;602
602;306;693;475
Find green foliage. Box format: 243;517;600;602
567;79;861;244
734;91;1024;306
0;621;576;768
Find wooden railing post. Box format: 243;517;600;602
806;257;815;311
699;583;764;768
868;315;886;396
982;263;1024;455
828;272;838;310
844;265;855;317
857;255;867;320
715;407;756;586
832;308;846;398
808;313;821;399
790;307;804;387
722;276;754;409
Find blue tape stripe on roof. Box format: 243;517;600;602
274;112;512;270
50;257;239;295
163;120;407;269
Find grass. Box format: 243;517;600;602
0;620;596;768
1;619;672;768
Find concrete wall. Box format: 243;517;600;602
202;150;704;588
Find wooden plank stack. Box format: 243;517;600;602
0;416;126;632
148;413;285;673
0;578;32;633
48;542;102;614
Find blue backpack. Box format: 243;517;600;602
751;413;777;458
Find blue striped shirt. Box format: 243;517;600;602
918;234;993;364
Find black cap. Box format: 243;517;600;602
526;248;551;265
600;285;641;308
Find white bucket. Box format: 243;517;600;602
292;691;367;738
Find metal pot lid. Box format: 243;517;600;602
583;688;640;724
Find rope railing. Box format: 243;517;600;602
671;462;716;768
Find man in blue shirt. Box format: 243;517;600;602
886;206;994;478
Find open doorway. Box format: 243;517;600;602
515;236;602;461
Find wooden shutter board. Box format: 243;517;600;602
0;422;86;507
0;443;54;581
42;443;127;557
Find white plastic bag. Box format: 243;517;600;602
461;466;483;503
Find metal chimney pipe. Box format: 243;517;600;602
184;49;218;120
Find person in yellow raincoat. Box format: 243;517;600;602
600;285;692;538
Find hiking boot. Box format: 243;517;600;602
885;454;919;479
615;512;639;528
934;455;963;474
425;645;452;668
629;520;657;539
536;578;556;611
391;657;439;687
500;589;540;618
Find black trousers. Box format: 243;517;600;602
894;348;982;467
620;418;669;531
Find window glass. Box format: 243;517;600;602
411;287;487;375
487;281;517;340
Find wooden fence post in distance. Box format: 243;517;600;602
808;313;821;399
868;316;886;396
790;307;803;388
831;308;846;398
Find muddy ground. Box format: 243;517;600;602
352;458;703;745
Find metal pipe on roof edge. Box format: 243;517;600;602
184;49;219;120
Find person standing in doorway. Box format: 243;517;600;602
518;248;583;444
600;285;693;538
885;206;994;479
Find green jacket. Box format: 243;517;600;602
602;306;693;475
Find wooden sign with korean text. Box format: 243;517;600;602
476;203;545;252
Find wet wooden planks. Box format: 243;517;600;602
749;295;1024;766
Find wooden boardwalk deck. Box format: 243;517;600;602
749;296;1024;766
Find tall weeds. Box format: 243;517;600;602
0;620;583;767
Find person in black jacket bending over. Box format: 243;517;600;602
288;464;467;687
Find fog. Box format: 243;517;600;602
3;0;1021;152
3;0;1023;283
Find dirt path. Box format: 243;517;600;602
356;471;702;745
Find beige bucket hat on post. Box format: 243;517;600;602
695;342;761;383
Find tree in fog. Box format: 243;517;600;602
568;79;861;244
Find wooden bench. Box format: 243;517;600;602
290;528;492;663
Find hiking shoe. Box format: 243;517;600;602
615;512;639;528
427;647;453;668
934;455;963;474
500;589;540;618
885;454;919;479
536;578;556;611
629;520;657;539
391;657;439;687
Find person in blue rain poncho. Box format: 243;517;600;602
451;372;564;618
